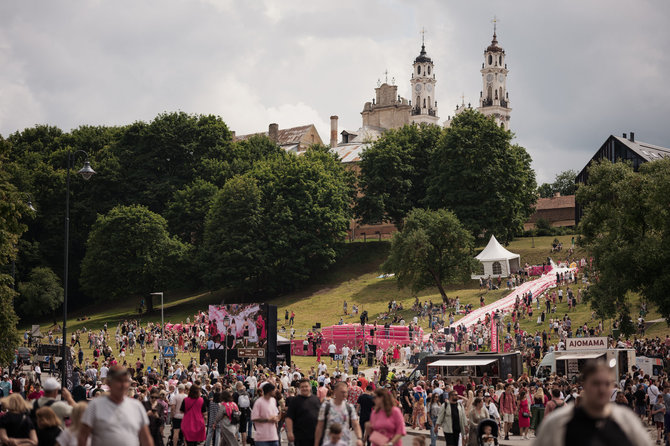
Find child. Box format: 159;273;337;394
412;437;426;446
481;424;497;445
323;422;347;446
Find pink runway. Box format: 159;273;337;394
448;266;574;330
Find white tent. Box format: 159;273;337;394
472;235;521;279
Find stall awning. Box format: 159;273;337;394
558;352;604;360
428;358;497;367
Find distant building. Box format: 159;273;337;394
524;194;575;230
575;132;670;224
235;123;322;153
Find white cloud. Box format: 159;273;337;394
0;0;669;183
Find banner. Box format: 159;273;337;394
490;316;498;353
565;337;607;350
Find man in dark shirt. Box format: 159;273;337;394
286;378;321;446
357;385;375;440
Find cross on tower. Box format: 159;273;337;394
420;27;426;45
491;16;498;34
384;69;388;83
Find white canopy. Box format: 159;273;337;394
476;235;520;261
472;235;521;279
558;352;605;360
428;358;497;367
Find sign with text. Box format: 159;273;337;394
238;348;265;358
565;337;608;351
490;314;498;353
334;354;344;361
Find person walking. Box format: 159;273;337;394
517;389;531;440
427;393;441;446
365;389;405;446
499;384;516;441
466;398;489;446
0;393;38;445
314;382;363;446
170;384;186;446
435;391;467;446
35;407;62;446
251;383;280;446
215;390;239;446
357;386;375;444
78;365;153;446
286;379;321;446
535;360;652;446
181;385;206;446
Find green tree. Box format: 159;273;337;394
18;266;63;317
382;208;477;302
201;176;266;292
552;169;577;196
0;145;30;365
577;158;670;328
201;147;355;295
425;109;536;243
537;183;553;198
356;124;442;228
165;179;219;245
80;205;189;311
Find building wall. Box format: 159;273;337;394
362;106;411;129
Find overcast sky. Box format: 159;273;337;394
1;0;669;182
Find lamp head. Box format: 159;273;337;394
78;161;96;180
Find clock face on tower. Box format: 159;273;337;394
426;84;433;92
486;74;494;82
415;84;422;92
498;74;505;82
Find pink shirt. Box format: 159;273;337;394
251;396;279;441
370;407;406;446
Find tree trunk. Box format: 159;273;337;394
428;268;448;303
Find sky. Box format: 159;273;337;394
1;0;669;183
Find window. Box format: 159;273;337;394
488;55;492;65
495;90;498;100
487;86;492;101
428;96;431;107
428;66;431;75
499;55;502;65
492;261;502;275
417;66;421;75
423;98;426;108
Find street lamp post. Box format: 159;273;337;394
150;292;164;375
62;151;95;386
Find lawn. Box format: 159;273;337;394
24;234;668;370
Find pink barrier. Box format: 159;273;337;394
527;265;552;276
290;323;423;356
448;267;576;330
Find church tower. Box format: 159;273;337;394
478;24;511;130
409;34;439;125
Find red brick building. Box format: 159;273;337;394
524;194;575;230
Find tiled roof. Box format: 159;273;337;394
534;195;575;211
614;136;670;162
235;124;315;146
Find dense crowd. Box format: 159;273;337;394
0;255;665;446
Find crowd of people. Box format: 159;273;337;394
0;252;666;446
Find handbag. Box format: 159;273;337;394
369;431;390;446
522;412;530;418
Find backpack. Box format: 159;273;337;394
224;402;241;424
238;393;250;409
30;399;56;427
319;400;353;446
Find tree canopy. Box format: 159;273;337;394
80;205;189;305
382;208;477;302
538;169;577;198
201;146;355;295
355;124;442;228
577;158;670;328
18;266;63;317
425;109;536;243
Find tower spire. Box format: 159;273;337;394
491;16;498;42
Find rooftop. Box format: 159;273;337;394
535;195;575;211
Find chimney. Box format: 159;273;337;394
330;115;338;148
623;133;627;139
554;192;561;198
231;130;236;139
269;123;279;143
629;132;635;142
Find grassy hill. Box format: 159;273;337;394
26;235;669;371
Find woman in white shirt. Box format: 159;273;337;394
56;402;89;446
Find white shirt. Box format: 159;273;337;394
81;396;149;446
328;344;336;354
100;366;109;379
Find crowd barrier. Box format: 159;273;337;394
290;323;423;356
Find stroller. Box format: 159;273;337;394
476;418;499;446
